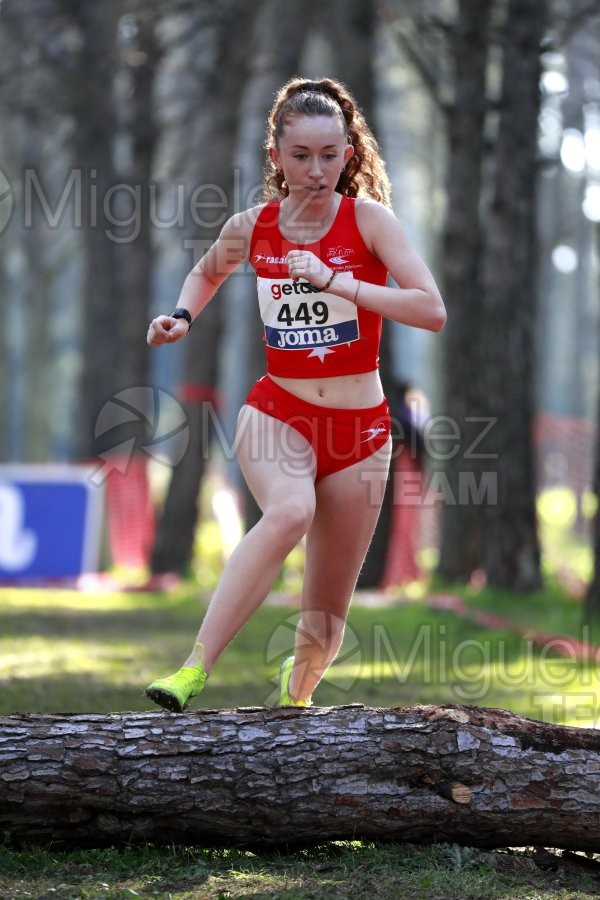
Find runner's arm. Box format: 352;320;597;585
326;200;446;332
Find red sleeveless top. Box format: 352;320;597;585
249;196;388;378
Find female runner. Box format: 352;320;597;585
145;76;446;711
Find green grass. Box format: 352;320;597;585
444;577;597;641
2;839;600;899
2;583;600;726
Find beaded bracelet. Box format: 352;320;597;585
319;272;337;292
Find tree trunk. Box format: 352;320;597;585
357;321;397;588
479;0;545;590
19;144;54;461
436;0;492;582
320;0;376;122
71;3;123;460
114;5;159;393
2;704;600;851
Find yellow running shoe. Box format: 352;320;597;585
146;665;207;712
278;656;312;707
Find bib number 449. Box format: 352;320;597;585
277;300;329;327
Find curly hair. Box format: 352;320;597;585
263;76;391;208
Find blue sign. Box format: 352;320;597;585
0;466;104;581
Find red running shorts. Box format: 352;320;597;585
244;374;390;481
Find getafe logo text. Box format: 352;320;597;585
257;276;360;356
270;281;321;301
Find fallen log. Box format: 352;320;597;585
1;704;600;850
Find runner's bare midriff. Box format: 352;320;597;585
270;369;384;409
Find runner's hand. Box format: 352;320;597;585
286;250;332;290
147;315;189;347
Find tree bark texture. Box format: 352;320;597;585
2;704;600;851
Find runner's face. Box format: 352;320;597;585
271;114;353;200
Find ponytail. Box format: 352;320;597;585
263;76;392;207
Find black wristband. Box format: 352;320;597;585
170;307;192;331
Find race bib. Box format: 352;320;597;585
257;276;359;351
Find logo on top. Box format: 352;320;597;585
327;246;354;266
255;253;288;265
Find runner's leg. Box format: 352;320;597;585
288;438;392;701
182;404;317;671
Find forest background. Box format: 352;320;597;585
1;0;600;611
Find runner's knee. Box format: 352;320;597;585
262;495;314;548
